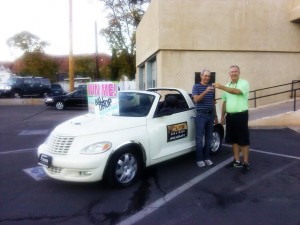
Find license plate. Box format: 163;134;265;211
38;154;52;168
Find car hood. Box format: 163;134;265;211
52;113;147;136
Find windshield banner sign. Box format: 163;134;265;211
87;82;119;117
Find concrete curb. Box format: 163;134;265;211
248;110;300;127
0;98;44;105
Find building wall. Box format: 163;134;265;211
136;0;300;107
136;0;160;64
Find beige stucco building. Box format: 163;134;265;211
136;0;300;107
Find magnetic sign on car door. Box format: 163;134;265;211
167;122;188;142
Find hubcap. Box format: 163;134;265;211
56;102;64;110
211;131;221;153
115;153;137;184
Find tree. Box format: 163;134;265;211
7;31;48;53
20;52;58;82
7;31;58;81
99;0;150;80
74;56;96;79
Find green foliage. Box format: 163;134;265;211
74;56;96;79
7;31;58;81
107;49;135;80
20;52;58;82
7;31;48;53
99;0;150;80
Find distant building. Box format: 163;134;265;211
0;65;18;84
136;0;300;106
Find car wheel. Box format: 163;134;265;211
106;149;142;187
11;91;22;98
210;128;222;154
42;92;49;97
55;101;64;110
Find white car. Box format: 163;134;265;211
38;88;224;187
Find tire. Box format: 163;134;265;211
11;90;22;98
42;92;49;98
55;101;65;110
210;128;223;155
106;149;142;188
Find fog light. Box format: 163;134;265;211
79;171;92;176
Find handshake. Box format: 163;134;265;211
212;83;223;89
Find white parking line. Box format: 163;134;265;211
117;157;234;225
223;144;300;160
0;148;37;155
118;146;300;225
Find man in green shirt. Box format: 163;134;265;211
213;65;250;173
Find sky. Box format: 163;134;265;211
0;0;111;62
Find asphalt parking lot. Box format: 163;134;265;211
0;105;299;225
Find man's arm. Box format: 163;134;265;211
213;83;242;95
193;86;214;103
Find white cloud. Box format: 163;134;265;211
0;0;110;61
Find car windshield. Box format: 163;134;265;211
117;92;155;117
7;78;18;84
51;84;62;90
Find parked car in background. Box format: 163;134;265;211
75;84;87;91
38;88;224;187
44;89;88;110
46;84;65;97
0;77;51;98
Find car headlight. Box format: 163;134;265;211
46;97;54;102
80;141;112;154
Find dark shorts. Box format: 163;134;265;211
225;110;250;146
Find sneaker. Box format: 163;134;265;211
205;159;213;166
242;163;250;173
197;161;206;168
227;160;242;168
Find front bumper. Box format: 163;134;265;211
38;144;110;182
0;90;11;96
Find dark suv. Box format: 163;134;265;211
0;77;51;98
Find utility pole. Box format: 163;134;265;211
69;0;75;92
95;21;100;81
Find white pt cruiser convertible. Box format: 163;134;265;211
38;88;224;187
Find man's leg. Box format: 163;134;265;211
241;145;250;172
240;145;249;164
195;114;205;162
232;143;240;162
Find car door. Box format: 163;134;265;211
22;78;34;96
66;90;87;107
32;78;42;96
147;107;196;165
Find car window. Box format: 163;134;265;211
24;79;34;85
34;79;41;85
51;84;62;90
41;79;50;85
73;90;86;97
118;92;155;117
148;89;190;115
7;78;18;84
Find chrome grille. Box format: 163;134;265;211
47;166;62;174
47;134;75;154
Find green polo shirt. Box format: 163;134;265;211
221;78;249;113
